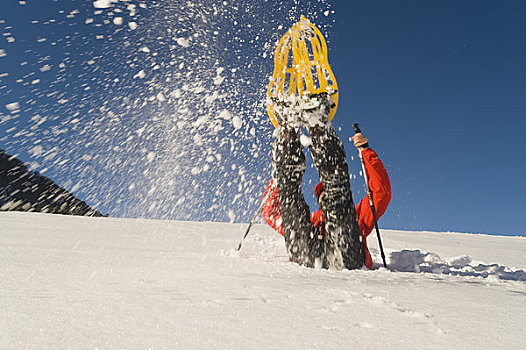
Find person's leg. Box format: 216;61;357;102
272;128;323;268
310;125;364;270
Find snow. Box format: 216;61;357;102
232;115;242;130
5;102;20;111
1;0;328;221
29;145;43;157
93;0;116;9
147;152;156;162
1;211;524;349
300;133;312;147
0;49;6;58
133;70;146;79
156;92;166;102
176;37;191;48
39;64;52;72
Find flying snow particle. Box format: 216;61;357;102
127;4;137;16
128;22;138;30
5;102;20;112
176;38;190;48
140;46;150;53
71;182;81;193
324;10;330;16
113;17;123;25
93;0;116;9
30;114;47;126
28;162;40;171
300;134;311;147
156;93;166;102
192;115;210;127
134;70;146;79
193;133;203;145
146;152;155;163
218;110;231;120
204;91;219;104
213;68;225;85
0;49;6;58
232;115;242;130
170;89;181;99
175;197;185;207
136;127;145;137
40;64;52;72
31;79;40;85
228;210;236;223
213;75;225;86
29;145;43;157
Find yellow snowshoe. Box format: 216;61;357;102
267;15;339;128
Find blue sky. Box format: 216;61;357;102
327;1;526;236
1;0;525;236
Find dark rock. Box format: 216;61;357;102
0;149;104;217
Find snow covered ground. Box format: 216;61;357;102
1;212;525;349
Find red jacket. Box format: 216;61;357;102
261;148;391;269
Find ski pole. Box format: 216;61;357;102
353;123;387;268
235;182;275;251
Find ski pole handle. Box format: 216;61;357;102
353;123;369;148
352;123;362;134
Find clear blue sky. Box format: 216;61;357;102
1;0;525;236
328;1;526;236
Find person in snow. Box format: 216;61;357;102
262;94;391;270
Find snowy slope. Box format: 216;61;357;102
1;212;525;349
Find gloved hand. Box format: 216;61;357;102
352;133;369;149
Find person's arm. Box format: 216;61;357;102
261;179;284;236
353;135;391;237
